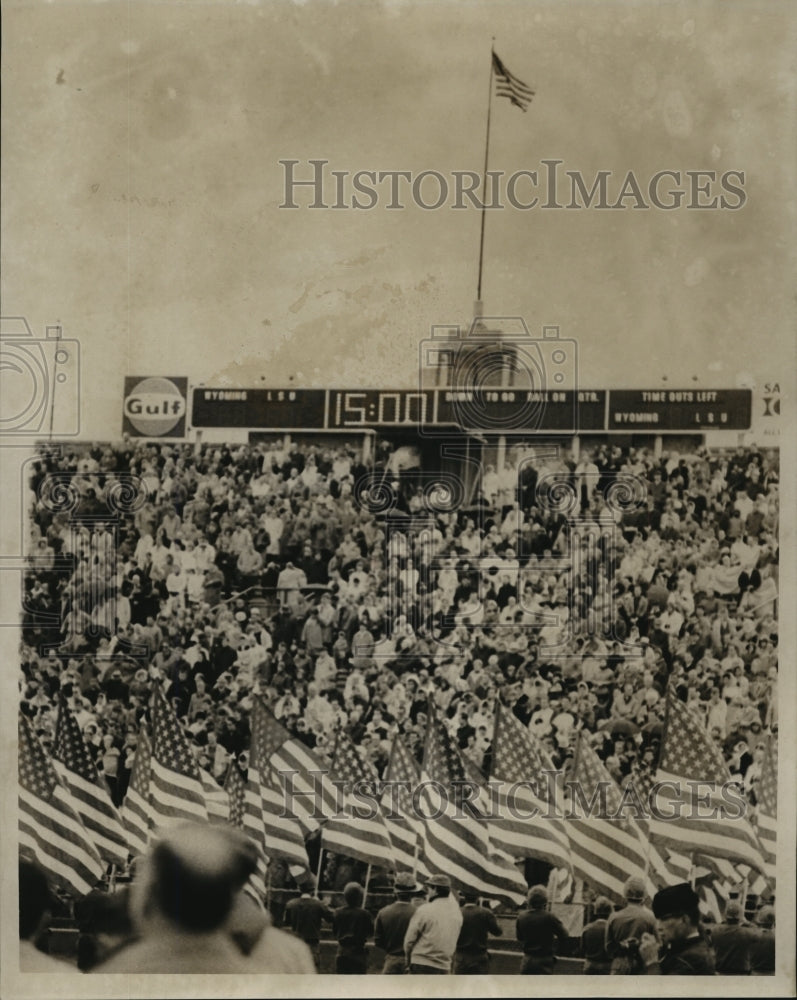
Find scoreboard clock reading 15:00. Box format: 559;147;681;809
330;390;432;427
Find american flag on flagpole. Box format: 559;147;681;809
566;731;650;904
419;711;527;906
249;699;312;878
753;734;777;884
18;711;106;896
489;703;572;869
120;727;152;858
52;699;128;867
620;762;685;893
381;736;430;878
226;760;270;906
149;687;208;833
322;730;395;869
251;697;339;835
735;862;771;900
696;859;768;919
492;51;535;111
649;687;769;874
226;759;269;904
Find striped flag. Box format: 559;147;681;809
619;766;682;894
52;699;128;867
227;759;247;830
251;697;338;833
18;712;105;896
649;687;768;874
664;851;727;890
492;51;534;112
249;698;312;877
120;728;152;858
566;731;649;904
226;759;269;905
735;862;771;899
255;771;311;880
663;851;722;889
489;703;571;869
382;737;430;878
695;852;745;885
322;731;395;869
200;766;230;826
663;850;694;883
419;711;527;906
697;860;768;919
754;735;777;884
697;855;770;900
149;687;208;832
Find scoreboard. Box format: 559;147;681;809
191;389;327;428
191;387;752;432
608;390;752;430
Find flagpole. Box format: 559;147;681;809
476;39;496;304
363;863;373;908
314;846;324;898
487;701;500;782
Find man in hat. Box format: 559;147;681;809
605;875;658;974
749;905;775;975
710;898;759;974
283;874;334;971
403;873;463;974
453;890;503;975
516;884;569;974
374;872;423;974
637;883;716;974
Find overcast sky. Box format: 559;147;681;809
2;0;796;435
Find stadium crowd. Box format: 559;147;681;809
19;436;779;894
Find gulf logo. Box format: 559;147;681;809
123;376;186;436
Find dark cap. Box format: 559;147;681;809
424;873;452;889
652;883;700;920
